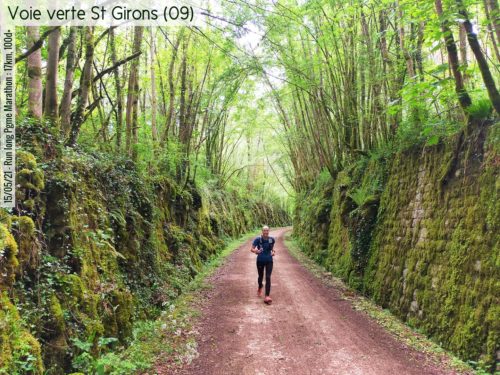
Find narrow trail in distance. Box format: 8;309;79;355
159;228;460;375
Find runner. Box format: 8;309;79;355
250;226;276;304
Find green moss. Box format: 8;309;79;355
0;293;44;374
49;294;66;334
15;150;45;219
0;223;19;289
11;216;40;272
103;289;134;341
17;150;37;169
16;151;45;193
0;210;11;226
12;216;35;234
61;273;85;306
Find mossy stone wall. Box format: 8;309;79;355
294;123;499;366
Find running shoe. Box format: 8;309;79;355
257;287;263;297
264;296;272;304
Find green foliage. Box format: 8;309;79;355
71;335;120;374
467;96;493;121
348;186;378;209
157;140;184;175
293;168;335;263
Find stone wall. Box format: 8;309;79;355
294;123;499;367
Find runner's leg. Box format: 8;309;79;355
265;261;273;296
257;261;264;289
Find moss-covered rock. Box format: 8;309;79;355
11;216;40;273
16;150;45;219
0;292;44;374
0;223;19;290
16;151;44;192
293;122;499;368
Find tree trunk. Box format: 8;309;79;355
457;0;500;114
27;27;43;119
125;26;143;158
486;0;500;54
110;28;123;152
163;33;182;142
458;23;468;82
44;27;60;120
483;0;500;62
150;29;158;143
178;40;188;145
397;2;415;78
434;0;472;111
67;27;94;146
60;27;78;136
416;22;425;79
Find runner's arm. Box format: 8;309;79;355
250;239;261;254
251;246;262;254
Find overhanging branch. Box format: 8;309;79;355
15;27;60;64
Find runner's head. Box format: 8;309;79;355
262;225;270;238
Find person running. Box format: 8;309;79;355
250;226;276;304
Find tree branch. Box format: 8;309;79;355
15;27;60;64
72;51;142;97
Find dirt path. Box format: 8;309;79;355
162;228;459;375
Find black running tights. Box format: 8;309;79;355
257;261;273;296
